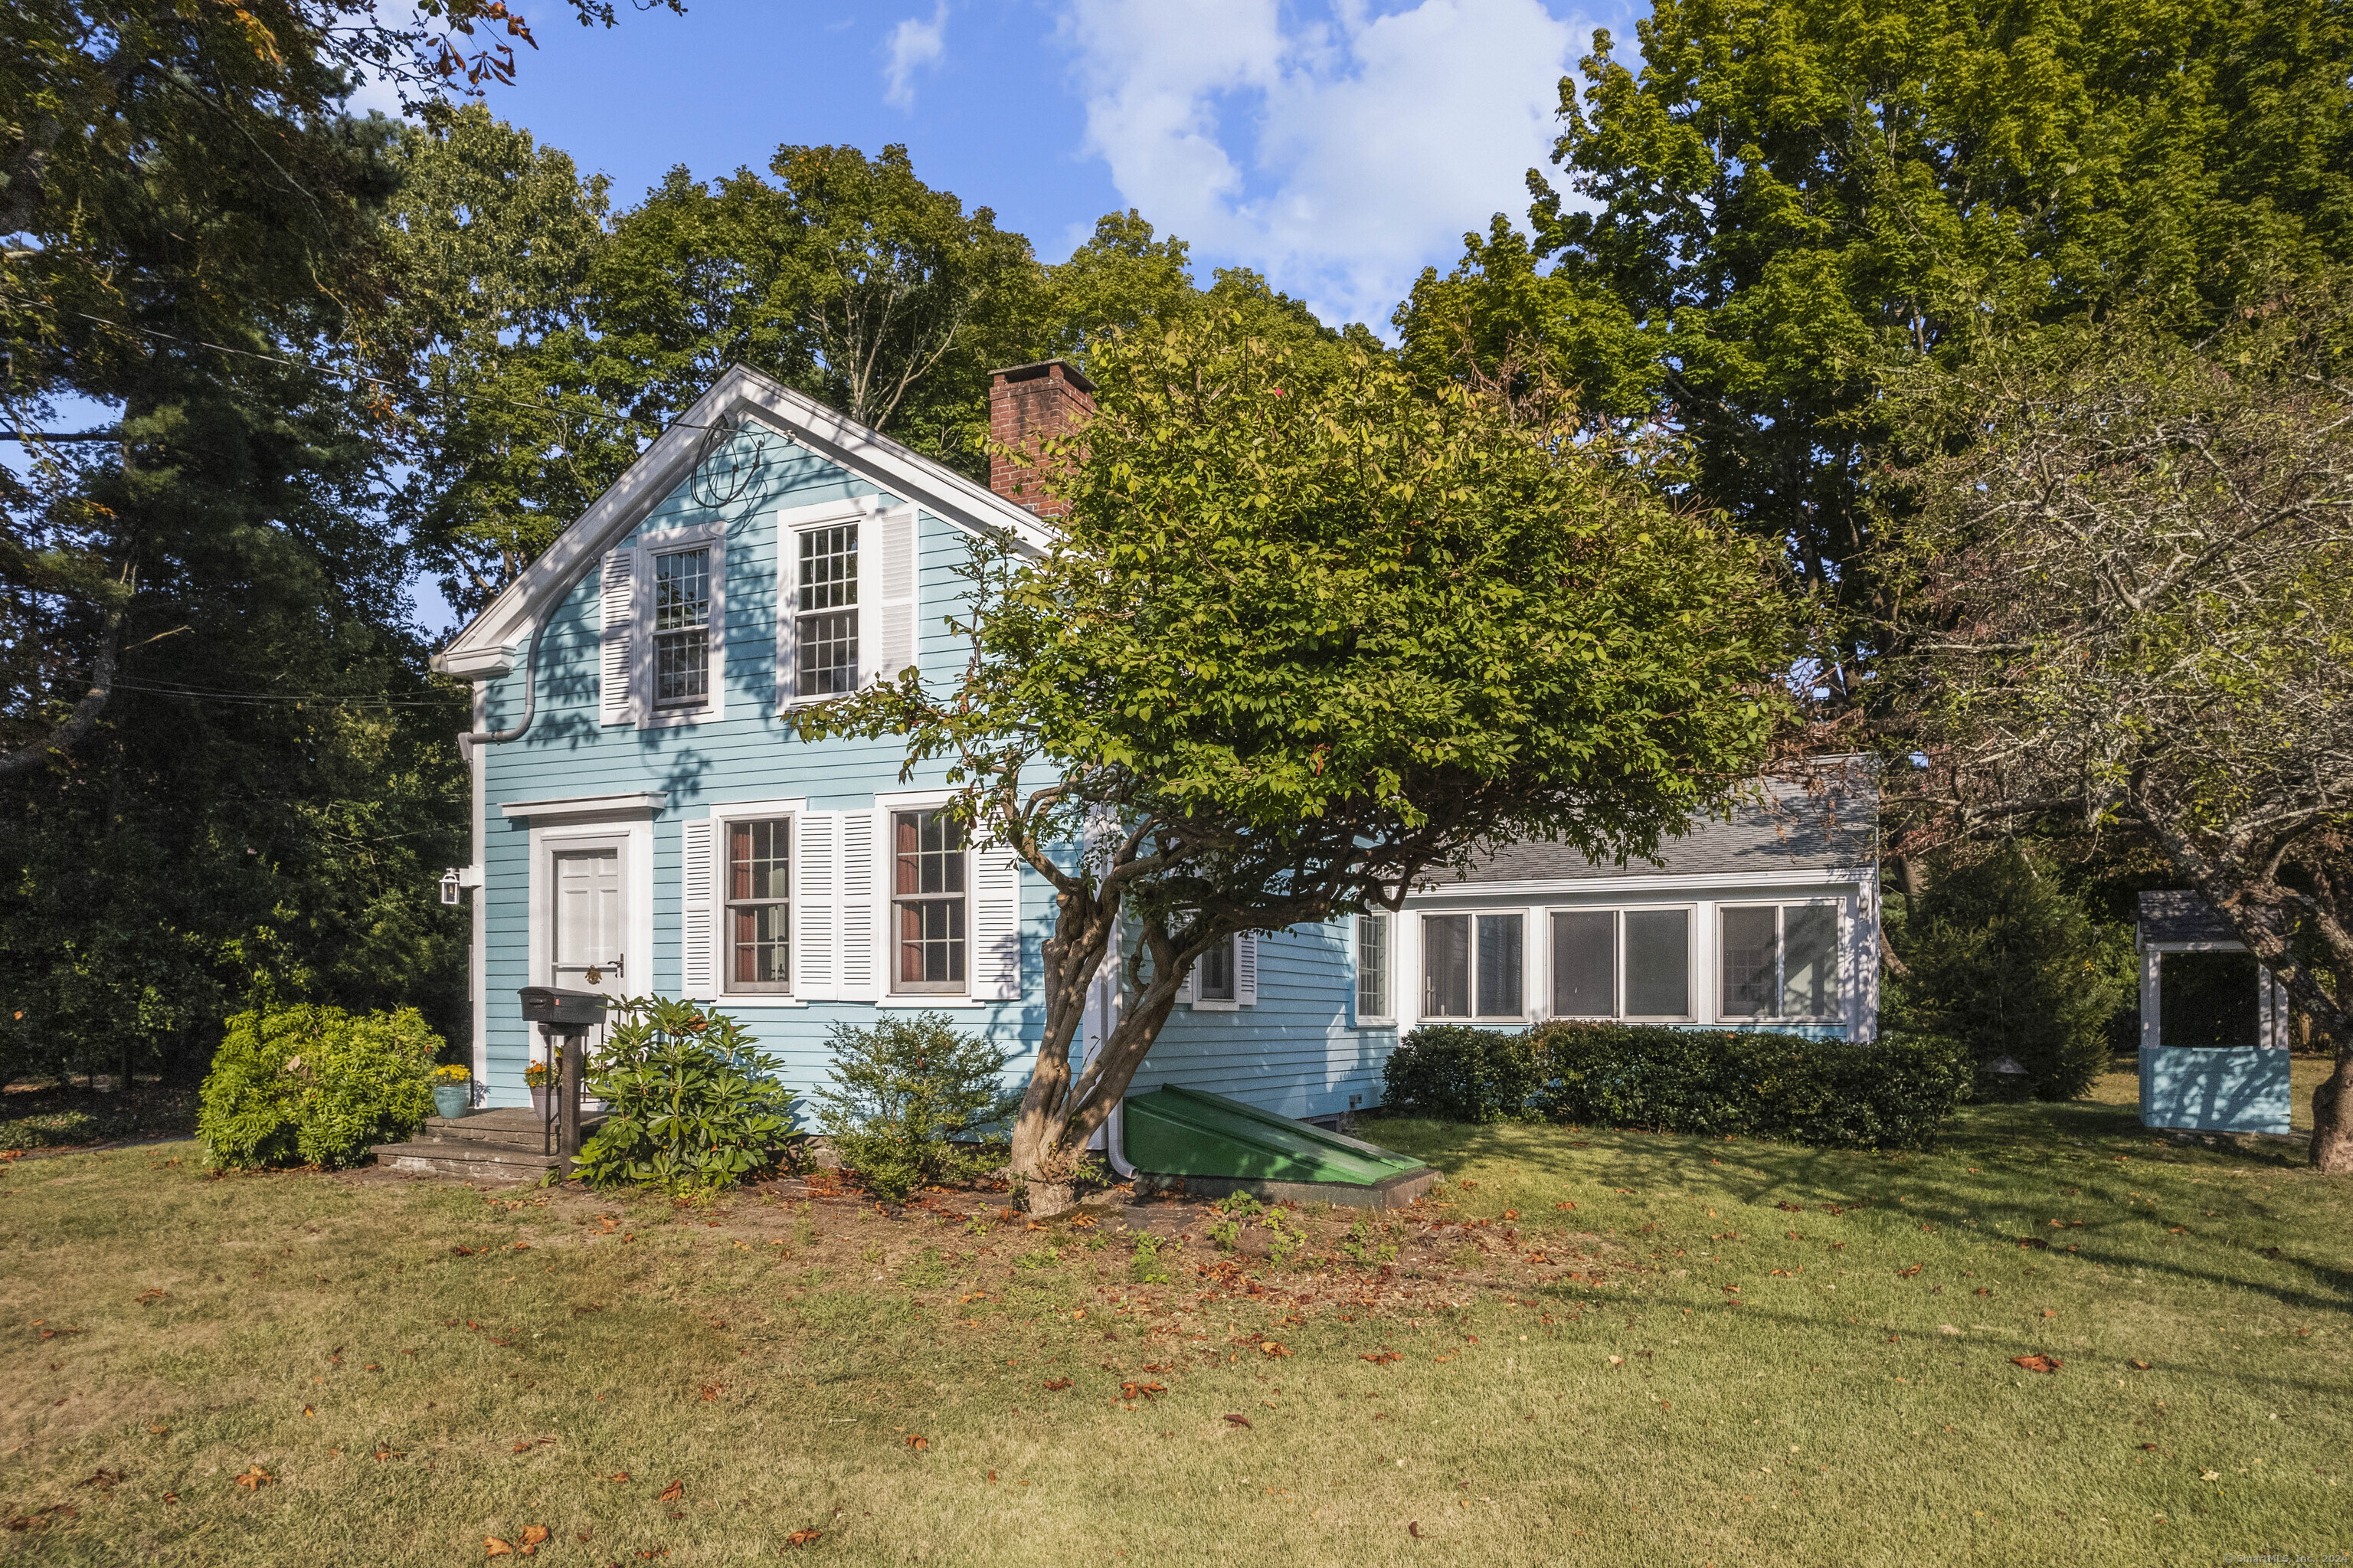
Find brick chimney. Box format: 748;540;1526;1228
987;360;1095;520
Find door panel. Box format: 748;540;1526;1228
552;847;626;1002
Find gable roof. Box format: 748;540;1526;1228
1449;768;1878;885
433;363;1052;676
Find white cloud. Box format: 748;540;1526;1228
883;4;951;110
1061;0;1582;329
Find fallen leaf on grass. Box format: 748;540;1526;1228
784;1529;823;1547
905;1435;929;1451
162;1492;178;1504
1119;1383;1166;1401
1359;1351;1401;1365
656;1480;684;1504
2139;1443;2158;1452
699;1384;723;1402
1043;1379;1073;1391
1408;1521;1424;1538
2011;1354;2063;1374
607;1472;630;1484
521;1526;549;1547
148;1425;168;1435
233;1465;273;1490
1896;1264;1923;1279
486;1541;513;1560
2129;1359;2153;1370
1259;1342;1291;1358
1553;1201;1576;1211
1223;1414;1253;1429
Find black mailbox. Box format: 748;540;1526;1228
518;986;607;1029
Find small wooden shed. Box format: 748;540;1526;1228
2136;892;2292;1134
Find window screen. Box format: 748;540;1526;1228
1624;908;1690;1017
1199;939;1236;1002
1550;910;1615;1017
1719;906;1778;1017
1475;913;1523;1017
1782;905;1839;1020
1423;914;1471;1018
1356;913;1389;1019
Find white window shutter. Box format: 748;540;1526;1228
794;810;841;1000
1236;932;1259;1007
597;548;638;726
970;842;1022;1000
1175;956;1196;1005
839;808;879;1000
680;817;718;1000
867;506;919;686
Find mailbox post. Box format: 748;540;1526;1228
517;986;606;1172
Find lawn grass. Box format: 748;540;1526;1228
2;1069;2347;1566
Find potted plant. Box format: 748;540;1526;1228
431;1063;473;1120
525;1052;557;1117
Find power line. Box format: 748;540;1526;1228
110;679;463;709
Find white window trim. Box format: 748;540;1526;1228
1541;902;1701;1025
634;519;728;728
1716;897;1847;1026
775;494;885;711
875;788;977;1001
1418;907;1529;1023
525;818;654;1023
1355;911;1396;1026
705;796;810;1009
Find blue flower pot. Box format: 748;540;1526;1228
433;1084;471;1120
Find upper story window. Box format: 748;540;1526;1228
1423;912;1522;1020
1356;912;1391;1020
797;523;859;697
1551;907;1691;1020
892;807;966;993
725;818;790;993
1721;903;1841;1021
653;547;712;709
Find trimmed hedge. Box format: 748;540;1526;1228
1381;1021;1972;1151
198;1003;440;1169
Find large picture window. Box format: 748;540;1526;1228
892;807;966;992
796;523;859;697
1550;907;1691;1020
725;818;789;992
1423;912;1523;1020
1720;904;1841;1021
1356;912;1391;1020
652;546;712;709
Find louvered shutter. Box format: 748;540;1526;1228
597;548;639;726
680;817;718;1000
970;841;1022;1000
867;506;920;686
839;808;879;1000
794;811;842;1000
1235;932;1259;1007
1175;955;1196;1005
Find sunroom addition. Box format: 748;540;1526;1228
2136;891;2293;1136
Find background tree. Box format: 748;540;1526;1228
807;315;1797;1212
1398;0;2353;681
1880;297;2353;1166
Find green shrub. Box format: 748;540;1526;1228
571;997;798;1194
198;1004;440;1169
1379;1023;1547;1121
1890;846;2132;1100
1533;1022;1973;1150
813;1012;1016;1203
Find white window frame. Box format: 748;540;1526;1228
1355;911;1394;1025
1543;902;1700;1024
1419;908;1527;1023
868;787;1022;1010
1178;931;1260;1013
888;803;971;997
1716;898;1847;1025
693;797;811;1009
775;495;920;710
629;520;727;728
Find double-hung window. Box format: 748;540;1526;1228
892;807;966;992
1198;940;1237;1002
1720;904;1841;1021
651;546;712;709
1356;912;1391;1020
796;523;859;697
725;818;790;993
1550;908;1691;1020
1423;912;1523;1020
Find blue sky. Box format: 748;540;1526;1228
385;0;1632;331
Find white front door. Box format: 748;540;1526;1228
552;847;627;1001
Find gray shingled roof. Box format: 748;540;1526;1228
1450;770;1877;885
2138;890;2237;945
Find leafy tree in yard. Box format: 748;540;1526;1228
804;314;1798;1211
813;1013;1016;1203
1398;0;2353;676
1880;298;2353;1165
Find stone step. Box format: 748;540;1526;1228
423;1108;605;1151
371;1140;565;1183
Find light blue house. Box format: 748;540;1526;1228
430;362;1884;1144
432;362;1386;1126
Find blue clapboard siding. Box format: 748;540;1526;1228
472;430;1387;1120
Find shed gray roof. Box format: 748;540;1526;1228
2138;890;2237;945
1451;769;1877;885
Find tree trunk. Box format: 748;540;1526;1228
2310;1039;2353;1173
